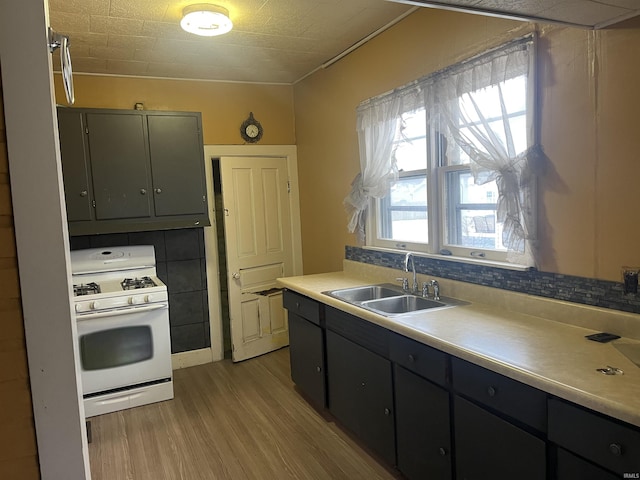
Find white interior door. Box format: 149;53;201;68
220;156;293;362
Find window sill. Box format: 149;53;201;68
362;246;534;272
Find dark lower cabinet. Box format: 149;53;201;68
454;395;547;480
395;364;452;480
288;312;325;408
555;448;619;480
326;330;395;466
284;290;639;480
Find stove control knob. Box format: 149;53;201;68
144;294;153;303
128;296;141;305
75;303;82;313
90;301;100;310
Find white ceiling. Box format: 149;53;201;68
48;0;640;85
47;0;415;84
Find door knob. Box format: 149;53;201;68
232;272;240;279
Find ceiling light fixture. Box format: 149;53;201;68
180;4;233;37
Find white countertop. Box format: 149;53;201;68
278;266;640;428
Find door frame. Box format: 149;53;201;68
203;145;302;362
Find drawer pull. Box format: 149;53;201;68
408;354;415;363
609;443;623;456
384;408;391;416
315;366;322;373
487;386;497;397
295;302;300;310
439;447;447;456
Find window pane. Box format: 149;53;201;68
445;170;505;251
394;109;427;172
444;75;527;166
379;176;428;243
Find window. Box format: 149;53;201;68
354;36;537;266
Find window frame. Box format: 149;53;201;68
365;36;536;266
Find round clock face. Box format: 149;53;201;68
245;124;260;138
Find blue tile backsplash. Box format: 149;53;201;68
70;228;210;353
346;246;640;314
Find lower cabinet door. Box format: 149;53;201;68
326;330;395;466
556;448;619;480
454;396;546;480
288;312;325;408
395;365;452;480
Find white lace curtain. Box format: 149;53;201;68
431;37;539;266
345;35;539;266
344;84;423;243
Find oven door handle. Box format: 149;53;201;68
76;303;168;320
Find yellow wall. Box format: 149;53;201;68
0;68;40;479
294;9;640;281
54;75;295;145
53;9;640;283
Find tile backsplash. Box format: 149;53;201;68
346;246;640;314
70;228;210;353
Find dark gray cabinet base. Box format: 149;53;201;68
326;329;395;466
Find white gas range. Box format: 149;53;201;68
70;245;174;418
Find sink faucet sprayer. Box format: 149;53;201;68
404;252;418;294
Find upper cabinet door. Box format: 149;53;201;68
57;108;93;222
147;114;206;217
86;112;152;220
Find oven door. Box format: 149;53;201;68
76;303;172;396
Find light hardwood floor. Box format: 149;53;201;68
88;348;400;480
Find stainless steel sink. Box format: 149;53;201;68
323;283;468;317
327;285;400;303
362;295;446;314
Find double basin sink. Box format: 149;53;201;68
323;283;468;317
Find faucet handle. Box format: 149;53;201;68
430;279;440;300
422;282;430;298
395;277;409;292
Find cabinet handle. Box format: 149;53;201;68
140;188;147;195
295;302;300;310
384;408;391;416
154;188;162;194
487;386;497;397
609;443;623;456
439;447;447;456
80;190;88;197
232;272;240;280
315;366;322;373
408;354;415;363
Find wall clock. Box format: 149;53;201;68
240;112;263;143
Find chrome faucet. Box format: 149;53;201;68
431;279;440;300
404;252;418;294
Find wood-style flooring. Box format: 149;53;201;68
88;348;400;480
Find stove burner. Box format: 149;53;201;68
74;282;101;296
121;276;157;290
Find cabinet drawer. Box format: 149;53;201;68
548;398;640;476
390;333;447;387
325;306;389;358
283;290;321;325
452;357;547;432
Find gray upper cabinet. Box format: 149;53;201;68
86;112;152;220
57;108;93;222
57;107;210;235
147;114;206;217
